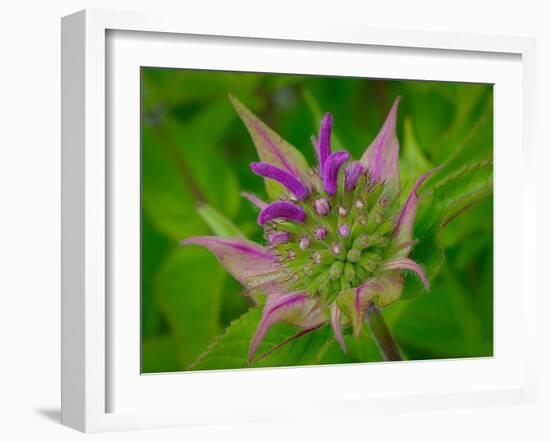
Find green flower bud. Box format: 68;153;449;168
352;234;371;250
344;262;356;281
359;252;381;272
340;280;351;291
329;261;345;280
347;248;362;262
355;265;366;280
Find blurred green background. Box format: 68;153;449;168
140;67;493;373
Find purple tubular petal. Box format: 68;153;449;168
360;97;401;194
241;192;267;209
344;161;364;192
258;201;306;225
323;151;351;196
248;293;323;362
330;304;347;354
250;162;309;200
269;231;291;245
392;166;442;257
318;113;333;173
180;236;284;292
383;258;429;290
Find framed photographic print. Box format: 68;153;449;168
61;9;537;432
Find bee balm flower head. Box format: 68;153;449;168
182;96;436;362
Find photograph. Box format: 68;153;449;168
140;68;494;373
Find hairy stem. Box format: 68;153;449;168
366;303;402;361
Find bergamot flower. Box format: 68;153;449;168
182;96;436;362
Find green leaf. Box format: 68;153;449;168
141;113;240;241
315;338;353;365
400;82;491;166
156;247;226;368
141;212;170;339
432;93;493;184
400;117;433;187
141;122;205;240
142;335;182;373
316;331;384;365
197;204;245;238
402;161;493;300
183;97;236;146
392;263;492;359
189;307;339;370
142;68;263;111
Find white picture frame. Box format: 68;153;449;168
61;9;537;433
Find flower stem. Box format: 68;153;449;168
366;302;402;361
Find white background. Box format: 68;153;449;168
0;1;548;441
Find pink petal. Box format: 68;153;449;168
383;258;430;290
336;276;404;336
330;304;347;353
229;95;309;181
392;167;441;257
241;192;267;209
251;162;309;200
353;280;384;336
323;150;351;195
181;236;284;292
317;113;333;173
248;292;323;362
258;201;306;225
370;276;404;308
344;161;364;192
360;97;401;194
